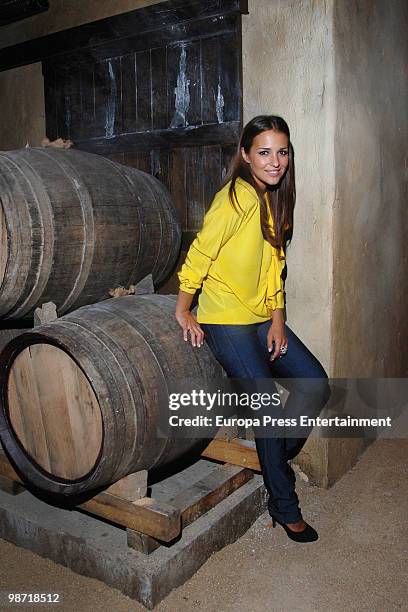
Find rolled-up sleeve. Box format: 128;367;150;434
178;191;245;294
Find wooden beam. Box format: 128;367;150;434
202;438;261;472
0;0;248;72
126;528;161;555
106;470;148;502
171;463;253;527
79;493;181;542
0;451;179;541
0;450;22;483
73;122;241;155
0;0;49;28
0;474;25;495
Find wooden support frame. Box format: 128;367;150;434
0;438;257;551
0;473;25;495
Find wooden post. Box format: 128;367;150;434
126;529;161;554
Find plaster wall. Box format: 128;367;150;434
0;0;161;150
242;0;336;372
332;0;408;377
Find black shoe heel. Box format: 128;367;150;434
271;517;318;543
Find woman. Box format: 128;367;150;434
175;115;330;543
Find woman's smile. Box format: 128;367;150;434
241;129;290;192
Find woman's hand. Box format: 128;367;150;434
267;308;287;361
175;290;204;348
175;310;204;347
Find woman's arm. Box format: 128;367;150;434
175;188;250;347
178;187;250;295
266;246;287;361
175;290;204;348
267;307;287;361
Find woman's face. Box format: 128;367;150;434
241;130;290;192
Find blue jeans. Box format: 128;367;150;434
201;320;331;523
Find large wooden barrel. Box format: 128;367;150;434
0;329;26;353
0;148;181;319
0;295;223;496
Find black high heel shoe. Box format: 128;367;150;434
271;516;318;543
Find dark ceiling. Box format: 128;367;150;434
0;0;49;27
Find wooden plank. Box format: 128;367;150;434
170;463;253;527
215;423;238;441
106;152;125;164
57;69;73;140
79;63;96;140
202;438;261;472
92;57;121;139
221;143;236;180
54;68;68;140
106;470;148;502
0;451;22;483
167;43;185;129
202;144;222;209
73;122;241;154
79;492;181;542
65;66;82;141
218;30;241;123
121;53;137;133
59;349;103;478
135;49;152;131
0;474;25;496
126;528;161;554
201;34;219;124
112;57;123;137
42;66;58;141
185;40;201;126
123;151;151;173
151;46;168;130
151;149;170;187
185;147;204;230
8;348;52;473
93;60;110;137
169;147;186;225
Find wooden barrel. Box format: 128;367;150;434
0;148;181;319
0;295;223;496
0;329;26;353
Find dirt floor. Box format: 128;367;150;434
0;438;407;612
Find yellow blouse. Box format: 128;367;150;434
178;177;286;324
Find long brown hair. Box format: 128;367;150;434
222;115;295;254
